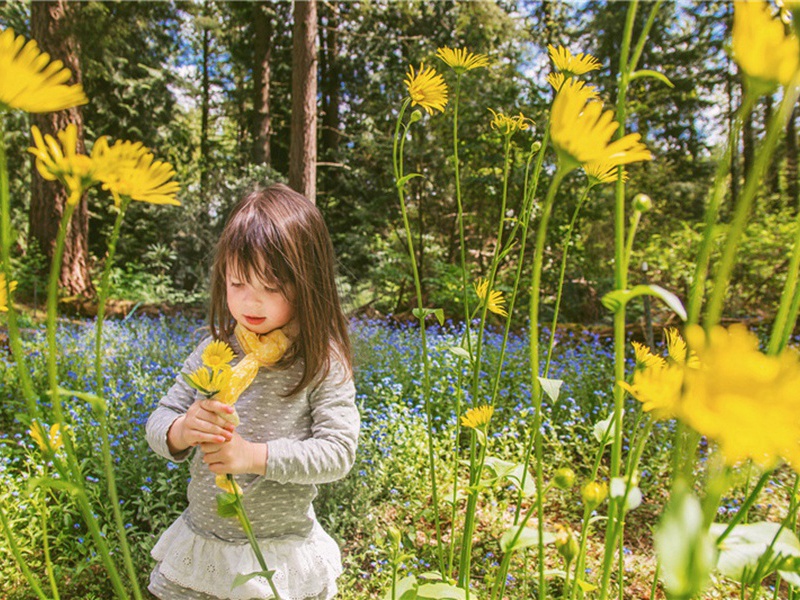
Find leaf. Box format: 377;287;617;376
447;346;472;361
231;570;274;590
538;377;563;403
711;522;800;585
482;456;536;497
412;308;445;326
216;492;238;518
593;415;616;445
383;575;418;600
57;387;107;415
397;173;423;192
576;579;598;592
500;524;556;553
416;582;466;599
630;69;675;88
601;284;687;321
27;477;80;497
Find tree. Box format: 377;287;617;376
252;1;273;166
289;0;318;202
30;0;93;296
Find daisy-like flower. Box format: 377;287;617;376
550;78;652;173
681;324;800;471
0;27;87;113
202;340;236;370
583;161;627;186
632;341;665;369
461;404;494;430
548;45;601;77
29;421;63;452
665;327;699;367
404;63;448;115
436;47;490;74
474;277;508;317
733;1;800;94
547;72;566;93
488;108;533;137
28;124;96;205
92;137;180;207
0;271;16;312
184;365;232;397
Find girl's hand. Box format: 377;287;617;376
168;399;236;453
200;431;267;476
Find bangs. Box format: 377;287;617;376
222;213;294;289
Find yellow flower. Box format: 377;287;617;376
202;340;235;370
583;161;627;186
436;47;490;74
547;72;566;93
0;27;87;113
474;278;508;317
461;405;494;430
632;341;665;369
548;45;602;77
92;137;180;207
216;474;243;496
681;325;800;471
28;124;96;205
488;108;533;137
581;480;608;508
550;78;652;173
404;63;448;115
29;421;63;452
185;365;232;397
0;271;16;312
733;1;800;93
665;327;699;367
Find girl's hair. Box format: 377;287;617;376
209;183;351;395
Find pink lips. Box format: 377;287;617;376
244;316;266;326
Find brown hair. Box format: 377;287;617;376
209;183;351;395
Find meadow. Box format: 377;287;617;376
0;313;684;598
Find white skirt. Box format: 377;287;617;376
150;514;342;600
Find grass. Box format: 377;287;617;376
0;314;791;599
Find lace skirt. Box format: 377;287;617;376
148;514;342;600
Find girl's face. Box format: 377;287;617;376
226;263;294;335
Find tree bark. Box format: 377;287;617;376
289;0;318;203
252;1;273;166
30;0;93;297
200;21;210;200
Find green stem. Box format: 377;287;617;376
0;499;50;600
393;99;447;576
93;198;142;599
686;93;756;325
705;80;800;327
38;485;61;600
229;475;283;599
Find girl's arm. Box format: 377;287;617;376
263;358;359;485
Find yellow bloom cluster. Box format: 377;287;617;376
474;278;508;317
184;340;236;398
488;108;533;137
550;78;652;174
548;45;601;77
461;404;494;430
404;63;448;115
28;124;180;207
733;1;800;93
436;47;489;74
622;325;800;472
0;27;87;113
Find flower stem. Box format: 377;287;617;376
393;99;447;576
93;198;143;599
37;487;61;600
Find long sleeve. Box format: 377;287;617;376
263;358;359;485
146;339;210;462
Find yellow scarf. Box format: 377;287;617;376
215;324;293;418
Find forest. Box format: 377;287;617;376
4;1;800;600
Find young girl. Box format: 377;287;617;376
146;184;359;600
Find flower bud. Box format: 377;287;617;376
632;193;653;213
531;141;542;153
555;525;579;563
409;110;423;124
387;526;402;547
581;480;608;509
553;467;576;490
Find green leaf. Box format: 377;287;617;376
383;575;418;600
216;492;238;518
482;456;536;497
231;570;274;590
576;579;598;592
416;582;466;599
447;346;472;361
27;477;80;497
57;387;107;415
630;69;675;88
593;415;616;445
538;377;563;403
601;284;686;321
500;524;556;553
412;308;445;326
711;522;800;585
396;173;423;192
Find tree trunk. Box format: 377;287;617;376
289;0;318;203
319;1;340;158
30;0;93;297
252;1;273;166
200;22;210;200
